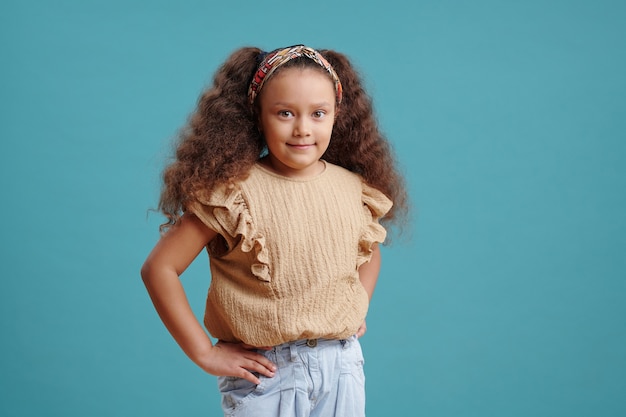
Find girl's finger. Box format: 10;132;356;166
250;353;277;373
243;358;276;377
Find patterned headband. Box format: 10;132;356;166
248;45;343;106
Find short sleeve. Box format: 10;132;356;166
186;184;270;281
357;182;393;267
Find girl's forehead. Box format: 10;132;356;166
264;67;335;90
257;68;336;112
259;69;336;104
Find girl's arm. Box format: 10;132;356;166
141;212;276;384
356;243;382;337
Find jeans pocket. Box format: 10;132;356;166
218;374;265;413
340;338;366;383
337;340;366;416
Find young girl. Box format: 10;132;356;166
141;45;408;417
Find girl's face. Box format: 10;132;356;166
258;67;336;178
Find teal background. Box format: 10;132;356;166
1;0;625;416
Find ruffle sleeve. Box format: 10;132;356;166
187;184;270;282
357;182;393;268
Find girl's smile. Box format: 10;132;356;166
257;67;337;178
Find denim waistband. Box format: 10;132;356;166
272;336;355;362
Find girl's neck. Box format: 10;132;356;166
258;157;326;179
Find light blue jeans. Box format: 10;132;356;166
217;336;366;417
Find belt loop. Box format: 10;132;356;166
289;342;297;362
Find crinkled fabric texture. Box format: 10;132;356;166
188;161;392;347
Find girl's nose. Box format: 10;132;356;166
293;118;312;136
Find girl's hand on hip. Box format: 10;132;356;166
356;320;367;338
199;341;276;384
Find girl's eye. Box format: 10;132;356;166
278;110;293;117
312;110;326;118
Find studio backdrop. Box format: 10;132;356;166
1;1;625;416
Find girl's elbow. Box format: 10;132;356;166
140;258;177;285
140;260;154;283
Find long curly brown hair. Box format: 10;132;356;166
159;46;409;238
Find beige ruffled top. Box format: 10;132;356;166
188;161;392;347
